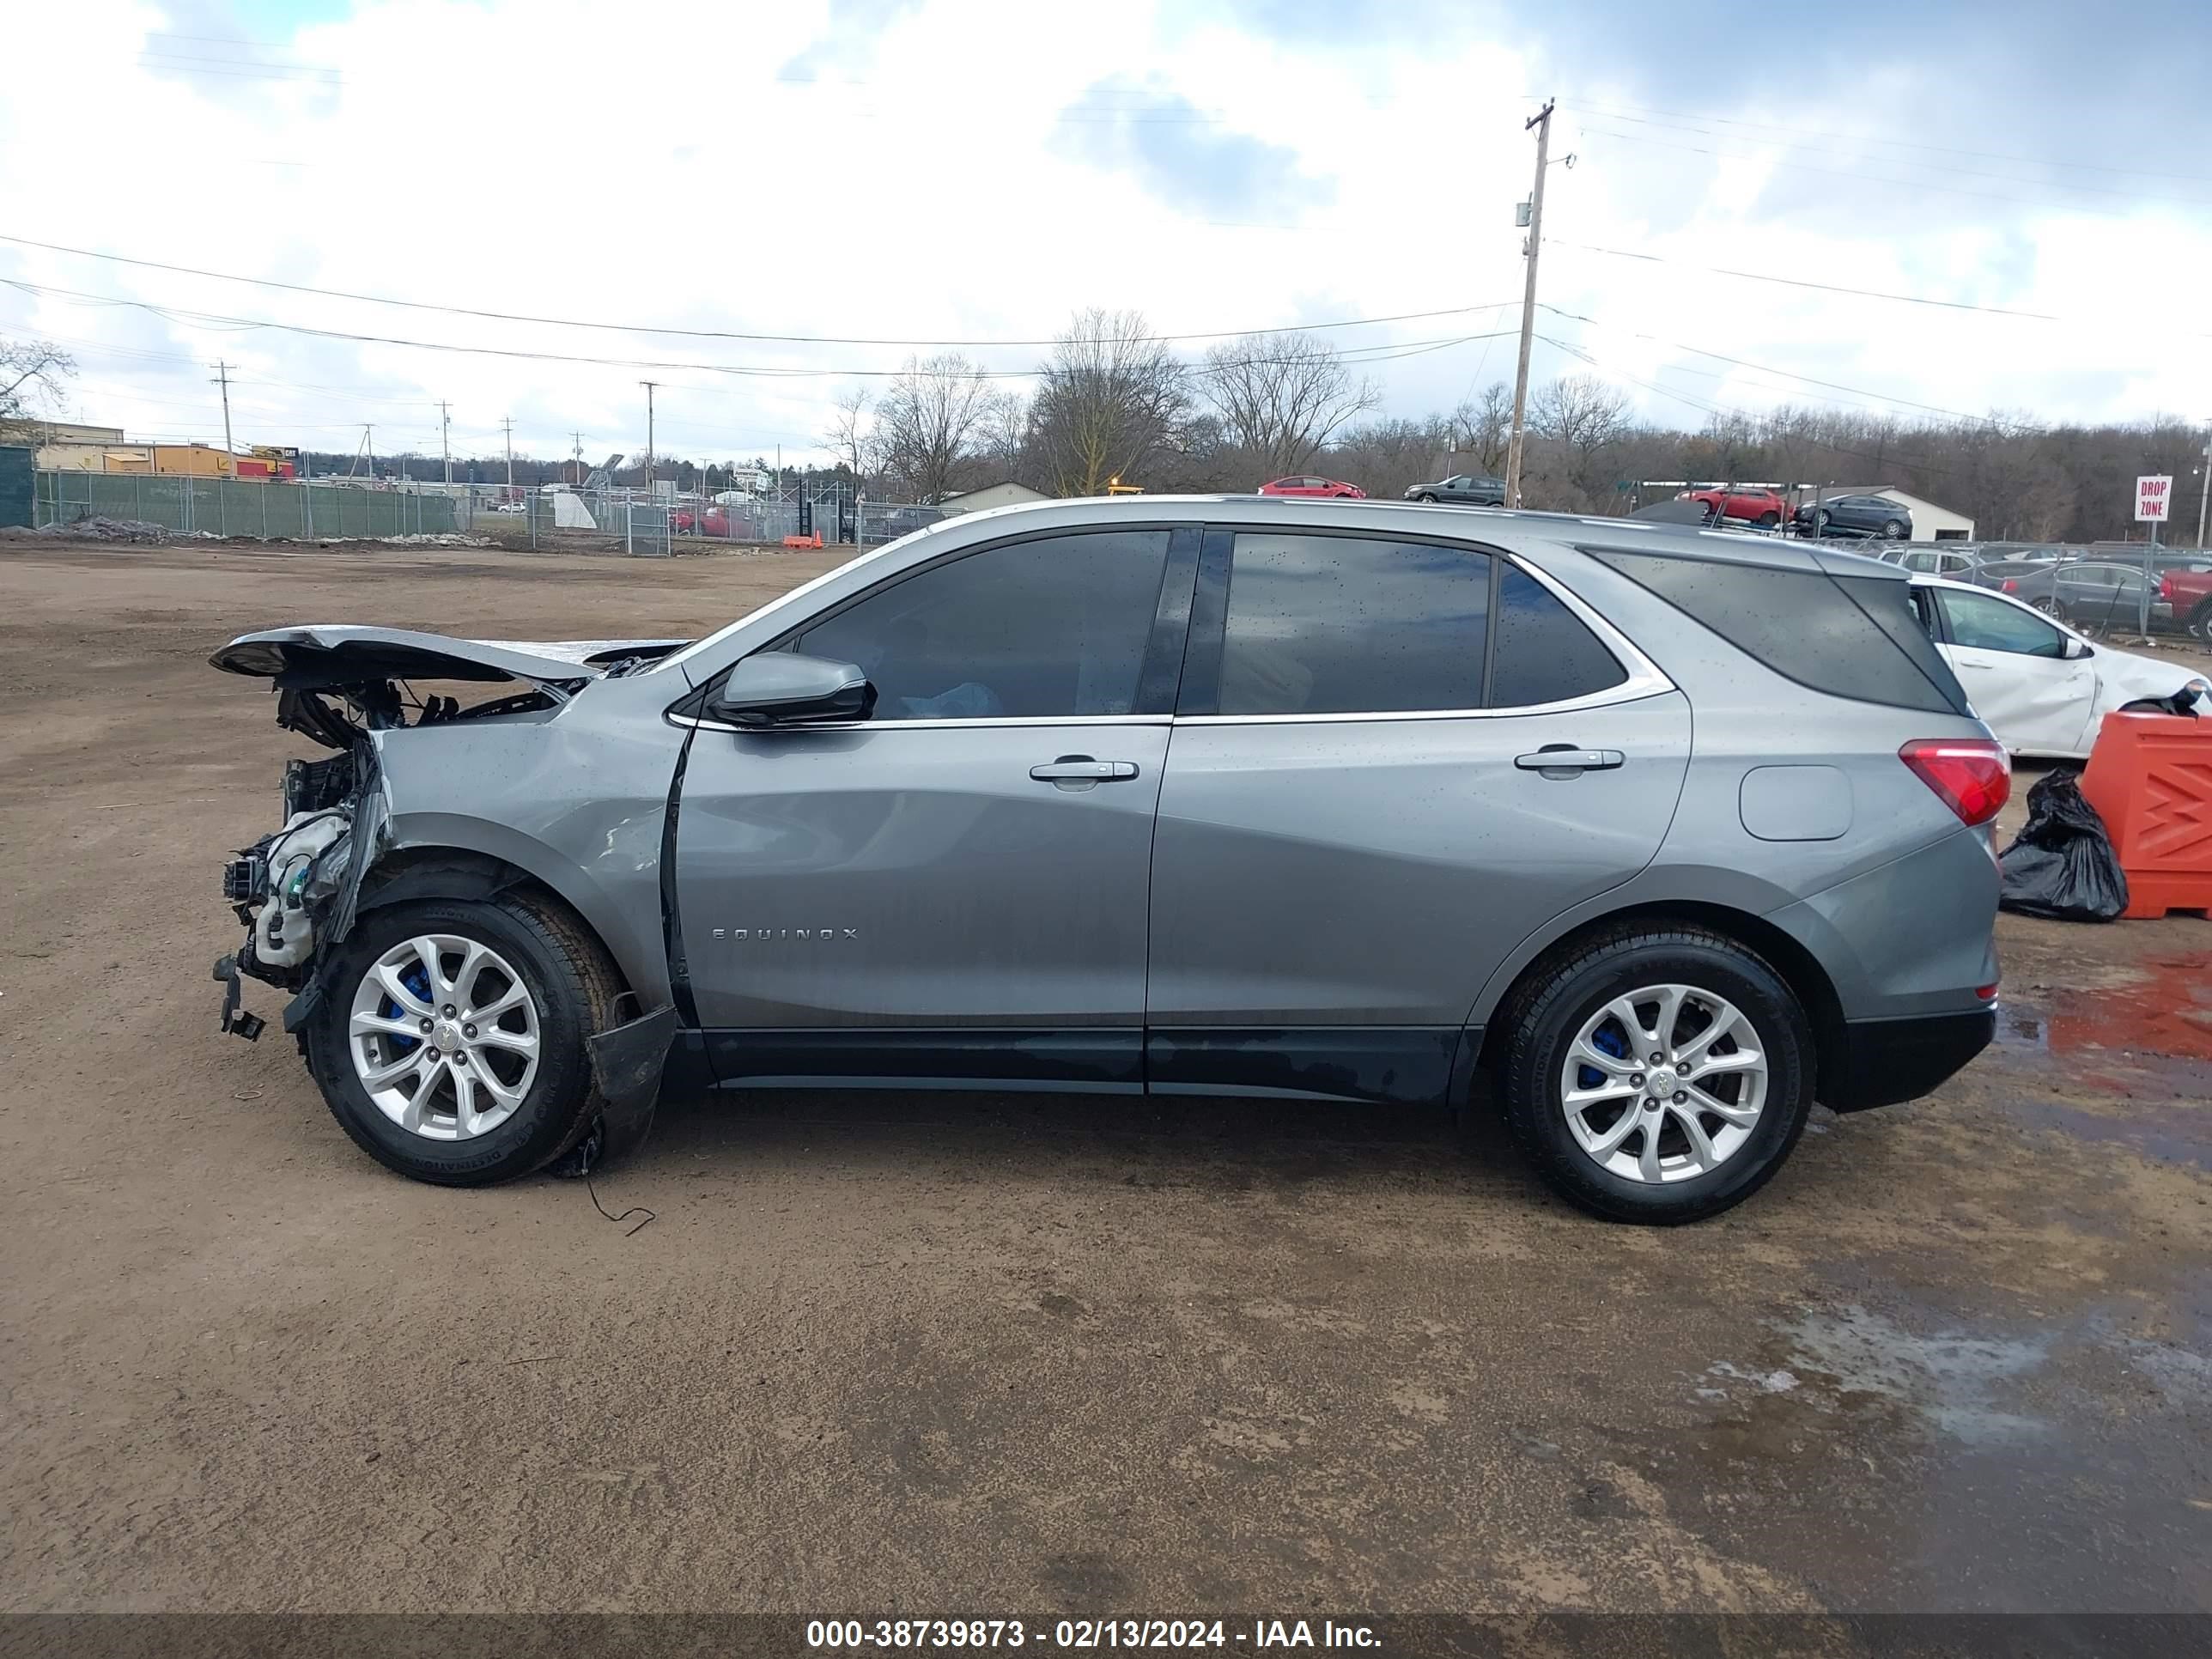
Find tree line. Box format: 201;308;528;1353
6;325;2203;542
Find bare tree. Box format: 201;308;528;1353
973;389;1029;481
1030;309;1190;496
0;337;77;434
872;354;994;503
1528;374;1631;508
1448;383;1514;472
820;385;878;483
1199;331;1376;479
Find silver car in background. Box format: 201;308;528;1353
210;497;2005;1223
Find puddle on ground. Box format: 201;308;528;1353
1780;1304;2052;1445
2005;1094;2212;1170
1994;954;2212;1064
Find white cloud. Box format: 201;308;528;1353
1;0;2205;470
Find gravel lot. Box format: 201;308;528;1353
3;539;2209;1617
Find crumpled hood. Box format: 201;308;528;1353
211;625;687;685
2094;641;2212;706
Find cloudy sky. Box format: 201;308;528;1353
3;0;2208;471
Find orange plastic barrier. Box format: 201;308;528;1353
781;533;824;550
2078;711;2212;919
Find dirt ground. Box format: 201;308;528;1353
2;538;2208;1619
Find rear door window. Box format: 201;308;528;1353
1487;565;1629;707
1208;532;1491;715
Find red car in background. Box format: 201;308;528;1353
1681;484;1790;526
1259;476;1365;499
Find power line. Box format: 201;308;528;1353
2;275;1516;380
1541;240;2212;335
1534;304;2038;431
1570;122;2209;214
1555;96;2212;187
0;234;1520;349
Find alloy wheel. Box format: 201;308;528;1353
1558;983;1769;1183
347;933;541;1139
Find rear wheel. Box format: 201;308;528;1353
2191;600;2212;643
2031;596;2063;618
304;893;622;1185
1882;519;1907;539
1497;925;1814;1224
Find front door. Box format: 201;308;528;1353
1932;585;2098;754
1144;527;1691;1105
674;526;1196;1090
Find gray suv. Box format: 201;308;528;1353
211;497;2004;1223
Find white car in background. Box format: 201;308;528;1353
1911;575;2210;759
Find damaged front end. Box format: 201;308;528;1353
207;625;683;1047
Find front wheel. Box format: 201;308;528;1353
1416;492;1439;504
1496;925;1814;1224
2190;601;2212;643
1882;520;1907;539
304;892;623;1185
1757;512;1780;527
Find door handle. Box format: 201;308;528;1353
1514;747;1624;773
1030;757;1140;784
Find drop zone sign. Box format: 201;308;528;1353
2136;474;2172;522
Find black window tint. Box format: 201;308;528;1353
1216;533;1489;714
1488;564;1628;706
791;531;1170;720
1587;548;1971;716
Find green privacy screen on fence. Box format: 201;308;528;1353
32;471;460;538
0;447;33;527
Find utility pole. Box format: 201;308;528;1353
437;400;452;485
570;431;584;488
1503;100;1553;511
639;382;658;496
502;416;514;492
2197;421;2211;550
211;362;235;459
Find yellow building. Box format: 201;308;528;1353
36;441;235;477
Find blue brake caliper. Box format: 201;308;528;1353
1579;1023;1629;1090
380;963;433;1054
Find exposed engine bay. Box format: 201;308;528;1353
208;627;685;1037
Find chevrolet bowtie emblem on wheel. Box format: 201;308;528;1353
709;927;859;941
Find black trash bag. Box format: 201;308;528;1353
1997;769;2129;922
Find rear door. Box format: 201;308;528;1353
1931;584;2098;754
1143;526;1690;1103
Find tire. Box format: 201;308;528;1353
1882;520;1907;539
303;892;623;1186
2031;596;2063;617
1495;924;1815;1224
1814;508;1832;532
1417;492;1439;504
2191;601;2212;643
1757;512;1780;527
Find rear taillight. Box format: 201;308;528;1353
2002;579;2016;592
1900;738;2010;827
2160;573;2174;602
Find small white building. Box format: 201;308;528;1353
1826;485;1975;542
936;481;1049;517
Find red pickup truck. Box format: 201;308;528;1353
2161;567;2212;641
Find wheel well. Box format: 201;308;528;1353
355;848;634;998
1475;901;1846;1097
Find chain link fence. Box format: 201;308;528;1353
518;487;942;554
33;471;460;538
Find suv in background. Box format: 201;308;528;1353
1682;485;1789;526
1405;473;1507;506
1794;495;1913;540
211;498;2003;1225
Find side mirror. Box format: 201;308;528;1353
2063;637;2094;660
707;652;875;726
